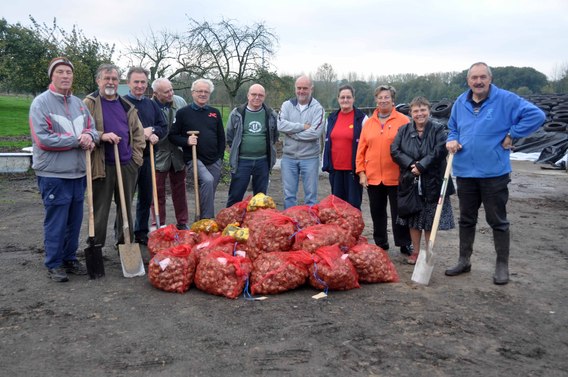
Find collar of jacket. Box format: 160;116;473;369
290;97;313;107
48;83;72;98
191;102;210;111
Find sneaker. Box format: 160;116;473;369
176;223;189;231
400;244;414;256
63;260;87;275
48;267;69;282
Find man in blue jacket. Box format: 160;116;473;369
445;62;545;285
124;67;167;245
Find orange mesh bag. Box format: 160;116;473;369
250;250;314;295
148;244;197;293
192;235;236;263
347;243;399;283
245;210;297;258
147;224;198;259
293;223;355;253
194;250;252;299
318;194;365;239
282;205;320;229
308;245;360;291
215;196;251;229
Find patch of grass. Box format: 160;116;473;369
0;95;32;137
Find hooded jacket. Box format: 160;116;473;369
226;103;279;174
29;84;98;178
83;91;146;180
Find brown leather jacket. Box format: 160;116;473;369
83;91;146;179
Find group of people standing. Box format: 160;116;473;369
30;58;544;286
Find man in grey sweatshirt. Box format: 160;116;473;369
277;75;325;209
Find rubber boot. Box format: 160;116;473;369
493;229;510;285
445;227;475;276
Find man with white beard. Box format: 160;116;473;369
84;64;146;249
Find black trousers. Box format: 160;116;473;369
456;174;510;232
367;183;411;249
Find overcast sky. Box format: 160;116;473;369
4;0;568;80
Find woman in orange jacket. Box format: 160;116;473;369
356;85;412;255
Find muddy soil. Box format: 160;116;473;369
0;160;567;377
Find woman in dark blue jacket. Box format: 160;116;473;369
391;96;455;264
322;85;368;209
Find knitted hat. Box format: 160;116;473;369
47;57;74;79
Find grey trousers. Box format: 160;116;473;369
92;160;139;247
188;159;221;219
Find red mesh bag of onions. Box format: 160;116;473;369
192;235;236;263
308;245;359;291
215;196;251;229
347;243;399;283
245;210;297;257
147;224;198;259
194;250;252;299
282;205;320;229
318;194;365;239
293;223;355;253
250;250;314;295
148;244;197;293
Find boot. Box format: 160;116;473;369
445;227;475;276
493;229;510;285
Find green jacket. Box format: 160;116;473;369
153;95;187;172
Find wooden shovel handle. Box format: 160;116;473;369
149;143;160;227
428;153;454;250
187;131;200;220
114;143;131;245
85;150;95;238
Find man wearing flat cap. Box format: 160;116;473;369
29;57;99;282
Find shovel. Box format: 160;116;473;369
411;153;454;285
149;143;161;229
114;143;145;278
84;150;105;279
187;131;200;221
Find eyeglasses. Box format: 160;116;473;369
193;90;210;95
249;93;265;98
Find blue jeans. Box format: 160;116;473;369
280;157;319;209
37;176;86;269
227;158;269;207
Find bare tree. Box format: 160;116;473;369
314;63;338;108
187;18;278;107
121;28;204;87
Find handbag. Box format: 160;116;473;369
397;174;423;218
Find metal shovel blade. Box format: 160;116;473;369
118;242;145;278
411;248;435;285
84;237;105;279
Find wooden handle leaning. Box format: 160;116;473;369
86;150;95;238
113;143;131;245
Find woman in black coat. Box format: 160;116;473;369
391;96;455;264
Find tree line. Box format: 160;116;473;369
2;16;567;110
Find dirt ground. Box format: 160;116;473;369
0;160;567;377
